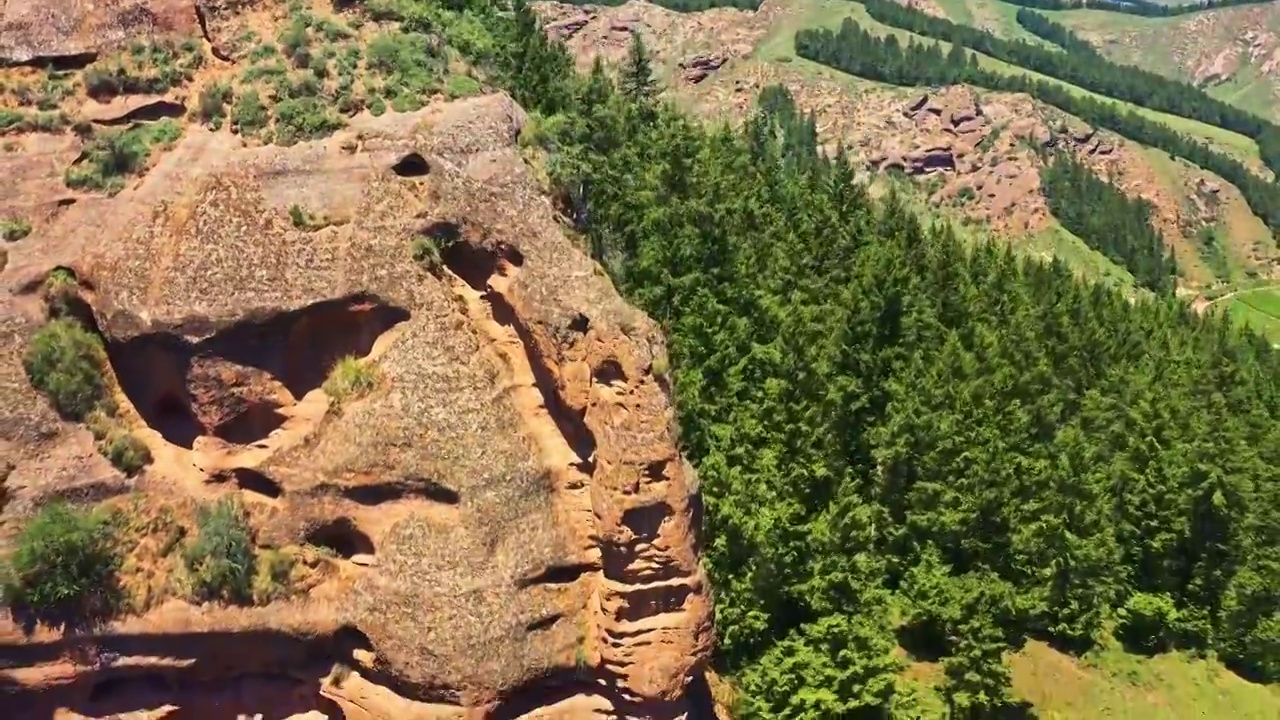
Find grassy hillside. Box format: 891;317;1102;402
952;2;1280;122
749;0;1141;288
750;0;1280;287
895;639;1280;718
1009;641;1280;719
1217;285;1280;341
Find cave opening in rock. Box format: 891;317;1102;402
593;359;627;386
524;613;563;633
225;468;283;499
333;625;374;656
275;297;411;399
152;391;205;449
338;477;460;506
515;562;595;589
109;295;410;449
80;671;347;719
391;152;430;177
211;402;288;445
86;674;171;704
305;519;375;558
441;239;524;292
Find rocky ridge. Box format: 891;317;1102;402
0;91;711;719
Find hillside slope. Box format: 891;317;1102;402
532;2;1280;717
538;0;1280;295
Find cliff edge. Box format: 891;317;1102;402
0;92;713;719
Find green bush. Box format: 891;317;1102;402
445;74;482;99
183;497;256;604
1;217;31;242
24;318;106;420
251;548;296;604
323;356;379;402
1118;592;1181;655
197;82;233;123
0;108;26;131
411;233;443;270
278;16;311;59
240;60;288;83
83;40;203;99
273;97;345;145
99;431;151;476
1;502;121;626
64;121;180;194
43;267;79;317
288;203;330;230
231;89;270;136
248;43;279;62
364;31;443;110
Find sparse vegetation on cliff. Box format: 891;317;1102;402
23;317;107;420
64;120;183;194
1;218;31;242
323;356;380;403
83;38;205;100
1;502;122;629
182;497;256;604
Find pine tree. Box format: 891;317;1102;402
621;31;657;104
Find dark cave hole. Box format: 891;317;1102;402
524;613;564;633
340;477;460;506
643;459;669;483
272;298;411;399
81;672;347;719
110;296;410;448
226;468;283;499
593;358;627;386
333;625;374;656
621;502;671;541
568;312;590;335
305;519;375;558
211;403;288;445
87;674;170;704
152;392;205;449
441;239;525;292
93;100;186;126
515;562;595;589
391;152;430;177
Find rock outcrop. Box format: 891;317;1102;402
0;0;198;65
680;53;726;84
0;93;712;719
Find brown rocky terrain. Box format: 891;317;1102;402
0;55;711;720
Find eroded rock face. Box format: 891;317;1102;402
680;53;727;84
0;0;198;64
0;93;712;719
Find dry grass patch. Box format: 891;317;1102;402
323;356;380;403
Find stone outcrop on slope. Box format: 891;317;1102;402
0;93;712;719
0;0;199;64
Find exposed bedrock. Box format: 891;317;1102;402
0;93;710;720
